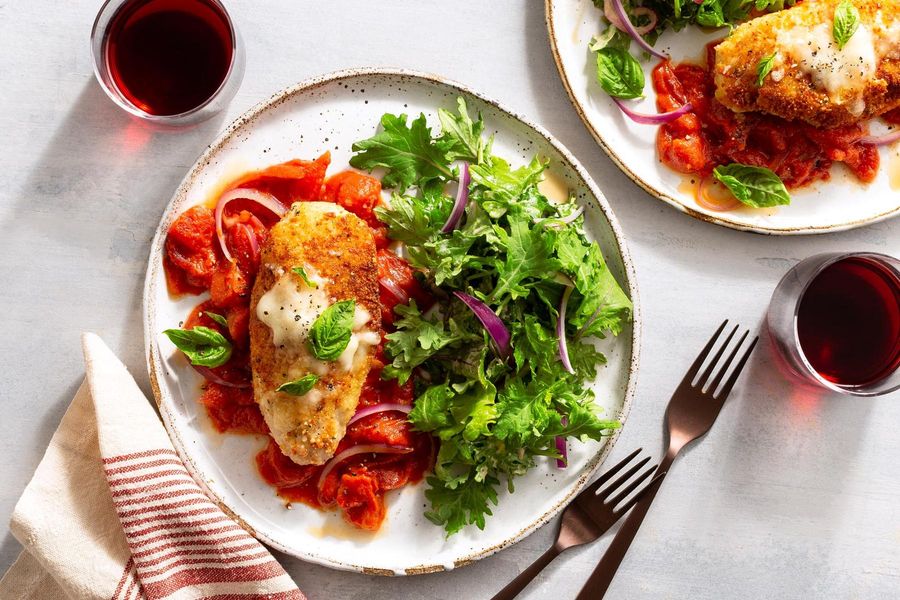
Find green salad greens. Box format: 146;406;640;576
350;99;632;535
591;0;794;47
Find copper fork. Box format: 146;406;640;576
491;449;664;600
576;320;758;599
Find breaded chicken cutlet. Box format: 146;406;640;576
249;202;380;466
714;0;900;127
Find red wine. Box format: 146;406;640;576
797;256;900;386
105;0;233;116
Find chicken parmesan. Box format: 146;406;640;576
589;0;900;210
714;0;900;127
249;202;381;466
162;156;433;530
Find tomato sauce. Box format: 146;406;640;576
162;156;434;530
884;107;900;126
653;42;880;190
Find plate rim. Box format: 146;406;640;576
544;0;900;236
142;66;642;574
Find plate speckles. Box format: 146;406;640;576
143;68;640;575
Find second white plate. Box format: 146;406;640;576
546;0;900;234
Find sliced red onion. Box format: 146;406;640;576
610;0;667;59
554;272;574;287
859;129;900;146
559;206;584;224
215;188;286;262
697;176;742;212
613;98;693;124
441;162;470;233
317;444;412;496
453;291;511;358
555;435;568;469
347;403;412;427
379;278;410;306
234;223;260;266
631;7;658;35
543;206;585;229
558;284;576;375
604;0;625;29
192;364;251;389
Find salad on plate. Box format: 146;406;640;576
160;98;633;535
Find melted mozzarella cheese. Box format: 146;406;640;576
256;264;378;373
777;22;876;115
256;266;329;347
337;306;381;371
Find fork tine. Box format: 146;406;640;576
605;463;657;508
706;329;749;392
696;325;739;388
614;471;666;516
714;335;759;400
597;455;651;500
582;448;642;495
681;320;729;385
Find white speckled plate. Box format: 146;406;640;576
546;0;900;234
143;69;640;575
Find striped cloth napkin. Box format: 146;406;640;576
0;333;304;600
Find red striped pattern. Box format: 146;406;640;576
106;458;184;476
111;558;144;600
118;496;215;519
200;592;306;600
102;448;302;599
103;449;178;465
122;506;220;530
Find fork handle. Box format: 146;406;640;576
575;455;675;600
491;545;562;600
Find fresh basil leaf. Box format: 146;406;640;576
595;47;645;100
276;374;319;396
204;311;228;327
833;0;859;49
163;326;232;368
291;266;317;288
713;164;791;208
308;300;356;361
756;52;777;87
